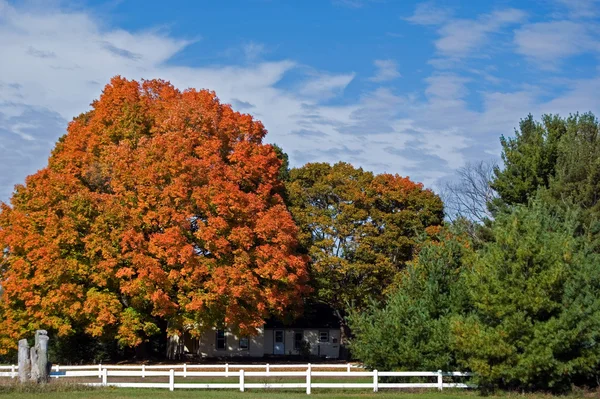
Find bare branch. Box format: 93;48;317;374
441;160;498;224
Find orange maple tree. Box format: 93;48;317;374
0;77;308;352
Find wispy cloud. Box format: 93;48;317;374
298;72;355;100
332;0;381;8
369;59;401;82
553;0;600;19
1;0;599;201
514;20;600;67
407;3;526;61
26;46;56;59
434;8;526;59
243;41;267;61
404;2;452;26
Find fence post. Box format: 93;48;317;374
142;364;145;378
183;363;187;378
437;369;443;391
347;363;351;373
373;370;378;392
18;339;30;383
102;367;107;386
169;369;174;391
239;369;245;392
266;363;270;376
11;365;15;379
226;363;229;378
98;364;102;379
306;365;311;395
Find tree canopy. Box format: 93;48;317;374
452;201;600;391
0;77;308;352
492;112;600;220
286;162;444;339
348;226;471;371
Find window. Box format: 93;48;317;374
239;337;249;350
216;330;226;350
274;330;284;343
294;331;304;350
319;331;329;342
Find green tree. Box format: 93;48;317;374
286;162;444;344
550;112;600;221
452;200;600;391
348;227;471;371
492;114;565;207
271;143;290;182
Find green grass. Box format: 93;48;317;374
0;387;598;399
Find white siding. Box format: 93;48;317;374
188;327;264;358
183;326;342;359
264;328;341;358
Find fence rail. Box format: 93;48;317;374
0;363;473;394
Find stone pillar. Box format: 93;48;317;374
18;339;30;383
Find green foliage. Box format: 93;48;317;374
492;114;565;207
452;201;600;391
272;143;290;182
549;113;600;221
493;112;600;220
348;229;471;371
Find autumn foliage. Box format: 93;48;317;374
286;162;444;341
0;77;308;352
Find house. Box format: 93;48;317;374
181;325;341;359
169;305;343;359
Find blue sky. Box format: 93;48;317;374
1;0;600;201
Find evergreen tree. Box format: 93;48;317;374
550;112;600;221
492;114;565;207
347;227;471;371
452;200;600;391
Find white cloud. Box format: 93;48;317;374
369;59;401;82
425;74;470;99
434;9;526;58
332;0;382;8
1;0;599;202
553;0;600;19
408;4;527;63
514;21;600;66
405;2;452;26
298;72;356;100
243;41;267;61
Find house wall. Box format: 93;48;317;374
264;328;341;358
184;327;264;358
264;329;274;355
180;326;342;359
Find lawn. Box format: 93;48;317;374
0;388;597;399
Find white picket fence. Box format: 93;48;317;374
0;363;473;394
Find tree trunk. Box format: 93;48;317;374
166;334;183;360
334;309;352;360
135;342;148;360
